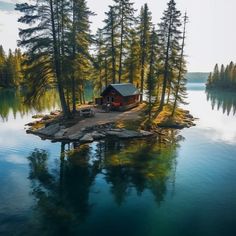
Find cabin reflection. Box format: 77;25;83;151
206;89;236;116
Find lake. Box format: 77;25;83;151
0;84;236;236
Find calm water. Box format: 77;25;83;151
0;84;236;236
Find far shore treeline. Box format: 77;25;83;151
207;62;236;90
0;46;23;88
1;0;189;119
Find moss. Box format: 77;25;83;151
152;105;195;129
30;121;45;130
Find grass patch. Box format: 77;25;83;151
152;105;194;129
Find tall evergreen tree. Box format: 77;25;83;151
0;46;6;87
123;29;140;85
70;0;93;111
138;3;152;101
171;12;188;116
16;1;69;116
219;64;225;85
113;0;136;83
103;6;119;84
146;27;158;123
157;0;182;111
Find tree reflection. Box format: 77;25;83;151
0;89;60;121
26;144;98;235
26;132;183;235
206;89;236;116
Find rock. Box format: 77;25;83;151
68;132;83;141
42;115;53;121
26;121;37;126
109;128;123;132
50;110;61;116
32;114;44;119
80;133;94;143
54;129;67;140
91;131;106;140
140;130;153;137
36;123;60;137
106;129;143;139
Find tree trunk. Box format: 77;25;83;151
118;12;124;83
111;9;116;84
72;0;77;113
172;13;187;117
49;0;69;117
159;12;173;112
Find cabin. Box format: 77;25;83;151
96;83;140;111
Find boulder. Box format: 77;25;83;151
140;130;153;137
106;129;143;139
80;133;94;143
68;132;83;141
36;123;60;137
91;131;106;140
54;129;67;140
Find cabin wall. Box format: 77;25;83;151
99;86;140;111
121;95;139;106
102;91;123;104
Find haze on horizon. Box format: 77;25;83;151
0;0;235;72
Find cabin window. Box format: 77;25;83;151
107;97;110;102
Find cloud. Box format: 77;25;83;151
0;10;21;50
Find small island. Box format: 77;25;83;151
26;84;196;144
10;0;195;144
207;61;236;90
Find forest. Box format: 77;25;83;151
0;46;23;88
207;61;236;90
3;0;188;120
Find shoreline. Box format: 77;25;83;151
25;105;197;144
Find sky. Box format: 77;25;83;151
0;0;236;72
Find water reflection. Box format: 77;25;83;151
206;89;236;116
26;132;183;235
0;89;60;122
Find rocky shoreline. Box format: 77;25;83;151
25;106;196;144
27;121;154;143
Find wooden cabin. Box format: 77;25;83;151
96;83;140;111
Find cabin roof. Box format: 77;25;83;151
101;83;140;97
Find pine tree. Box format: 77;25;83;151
103;6;119;84
157;0;182;111
219;64;225;85
113;0;136;83
138;3;152;101
123;29;140;85
212;64;220;85
171;12;188;116
16;1;69;116
94;29;106;94
146;27;158;123
70;0;94;111
0;46;6;87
